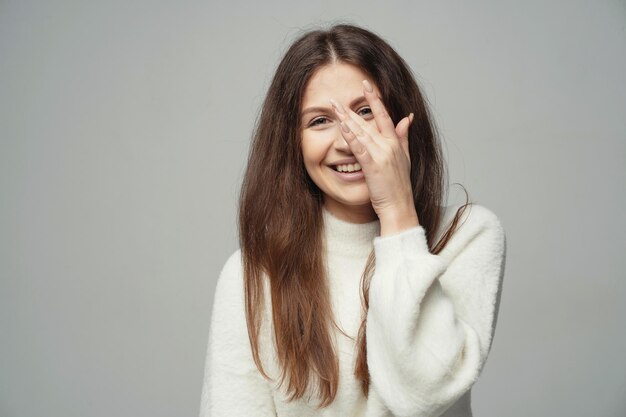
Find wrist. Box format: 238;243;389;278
378;204;420;236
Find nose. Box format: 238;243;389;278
333;124;351;153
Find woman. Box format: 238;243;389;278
200;24;506;417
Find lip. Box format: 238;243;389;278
328;158;358;166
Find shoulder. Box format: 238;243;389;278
442;204;505;240
442;203;502;230
438;204;506;260
213;250;245;309
219;250;243;281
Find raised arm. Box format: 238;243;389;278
365;205;506;417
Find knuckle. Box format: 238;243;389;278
355;145;367;156
380;111;392;121
380;142;393;153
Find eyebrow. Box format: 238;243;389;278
301;96;368;117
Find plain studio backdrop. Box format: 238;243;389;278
1;1;625;416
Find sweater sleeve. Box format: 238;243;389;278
199;251;277;417
365;205;506;417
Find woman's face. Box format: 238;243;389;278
300;62;380;223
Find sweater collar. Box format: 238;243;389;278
322;209;380;258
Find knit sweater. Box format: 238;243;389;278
200;204;506;417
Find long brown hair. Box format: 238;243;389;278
239;24;468;407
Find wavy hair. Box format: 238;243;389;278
239;24;468;407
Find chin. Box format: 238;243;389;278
343;198;372;208
331;189;370;207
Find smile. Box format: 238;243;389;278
334;163;362;173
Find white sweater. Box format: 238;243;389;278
200;204;506;417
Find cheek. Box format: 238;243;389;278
300;133;329;167
300;140;321;186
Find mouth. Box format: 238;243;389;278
332;162;362;173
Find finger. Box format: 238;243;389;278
338;121;373;166
331;99;381;155
362;79;396;138
331;98;380;141
342;108;383;157
395;113;414;140
394;114;412;158
344;107;391;153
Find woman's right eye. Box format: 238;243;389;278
309;117;330;127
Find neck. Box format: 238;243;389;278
322;208;380;258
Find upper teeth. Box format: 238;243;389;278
336;163;361;172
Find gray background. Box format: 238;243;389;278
1;0;625;416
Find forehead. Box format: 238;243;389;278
301;63;371;106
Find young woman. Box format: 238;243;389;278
200;24;506;417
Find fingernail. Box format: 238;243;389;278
340;122;351;133
362;80;374;93
330;99;345;115
409;113;415;124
